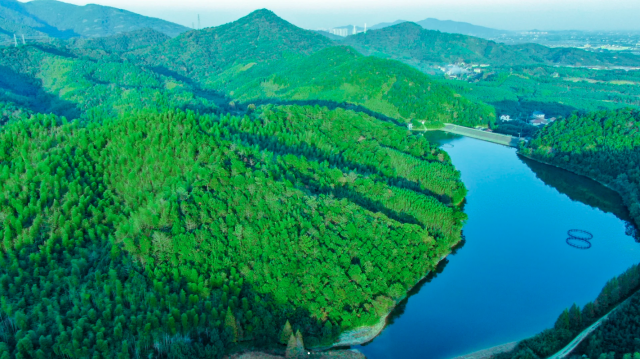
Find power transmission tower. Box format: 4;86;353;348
21;34;25;45
14;34;17;47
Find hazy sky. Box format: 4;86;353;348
23;0;640;31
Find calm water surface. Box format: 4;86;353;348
356;132;640;359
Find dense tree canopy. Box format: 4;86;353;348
495;264;640;359
0;105;466;357
0;10;493;128
521;108;640;227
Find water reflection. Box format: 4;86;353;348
357;132;640;359
519;156;631;223
376;239;467;329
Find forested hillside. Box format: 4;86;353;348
0;9;493;127
444;65;640;122
67;28;171;52
0;100;30;125
0;0;189;40
132;10;494;126
0;42;222;120
340;22;640;124
520;109;640;228
0;105;466;357
495;264;640;359
415;18;509;39
342;22;640;68
575;293;640;358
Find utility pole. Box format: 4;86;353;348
14;34;17;47
21;34;25;45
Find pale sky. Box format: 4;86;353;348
23;0;640;31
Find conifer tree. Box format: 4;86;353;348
224;307;238;342
295;330;304;350
285;334;299;359
280;320;293;344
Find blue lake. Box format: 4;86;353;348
356;132;640;359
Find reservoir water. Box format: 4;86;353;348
356;132;640;359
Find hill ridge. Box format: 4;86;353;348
342;22;640;67
0;0;190;39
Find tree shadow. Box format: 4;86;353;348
243;98;407;128
147;65;233;109
33;43;78;59
0;65;80;119
219;124;453;205
364;237;467;333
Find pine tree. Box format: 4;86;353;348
322;320;333;342
285;334;298;359
295;330;304;350
554;309;570;330
568;303;582;331
224;307;238;342
280;320;293;345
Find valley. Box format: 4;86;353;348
0;1;639;358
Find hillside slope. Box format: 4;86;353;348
67;28;171;52
520;108;640;228
0;42;222;119
0;9;493;127
342;22;640;67
416;18;509;39
0;0;189;39
137;9;334;81
134;10;493;126
0;105;467;357
370;18;509;39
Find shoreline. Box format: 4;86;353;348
517;151;639;230
319;141;631;352
516;152;618;192
451;341;518;359
315;251;454;350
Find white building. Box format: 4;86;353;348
531;111;545;119
500;115;512;122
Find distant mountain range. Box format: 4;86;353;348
341;22;640;67
359;18;511;39
0;8;493;127
0;0;189;40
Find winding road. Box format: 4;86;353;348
548;295;634;359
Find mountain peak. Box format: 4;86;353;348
376;21;424;35
240;8;285;24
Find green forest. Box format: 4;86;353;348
0;9;493;128
520;108;640;228
443;66;640;125
341;22;640;68
500;108;640;359
1;4;640;359
495;264;640;359
574;294;640;358
337;21;640;134
0;104;466;357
